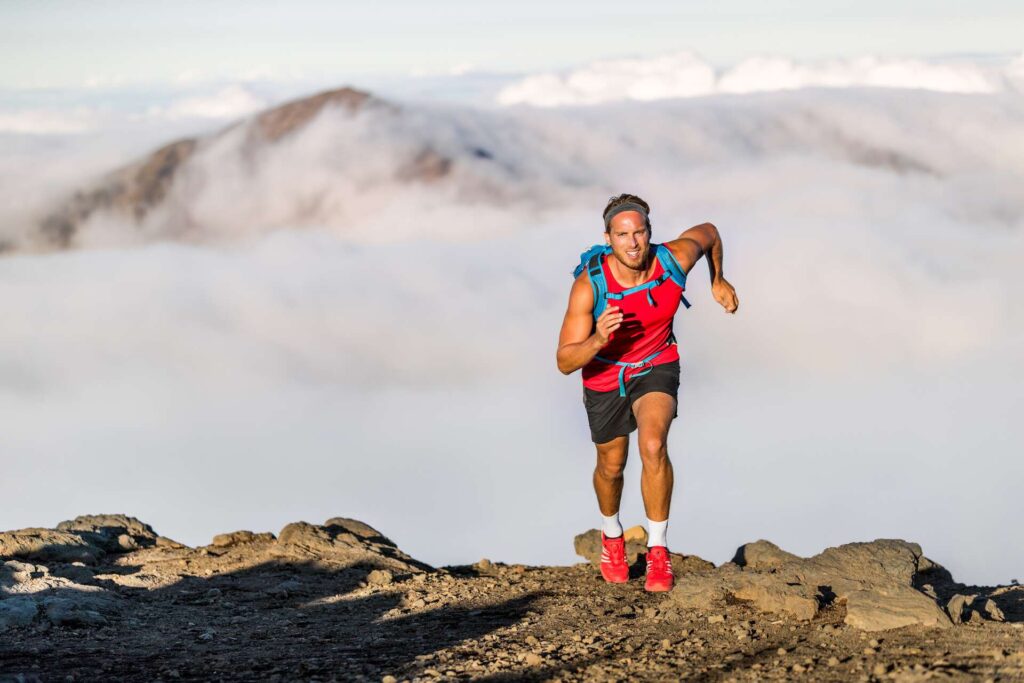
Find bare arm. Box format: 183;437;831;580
556;274;624;374
663;222;738;313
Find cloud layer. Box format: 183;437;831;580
1;80;1022;585
497;51;1024;106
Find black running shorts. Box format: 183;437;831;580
582;359;680;444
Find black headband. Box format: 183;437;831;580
603;202;649;229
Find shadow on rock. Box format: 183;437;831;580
1;515;542;681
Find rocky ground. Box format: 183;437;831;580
2;515;1022;682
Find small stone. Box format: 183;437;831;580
367;569;394;586
382;677;398;683
661;639;672;650
708;614;725;624
525;635;539;647
862;647;877;655
476;558;493;571
792;664;806;673
872;663;890;676
868;638;881;648
197;630;215;642
777;648;788;655
116;533;139;551
525;653;542;666
827;657;840;667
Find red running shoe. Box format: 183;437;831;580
644;546;675;592
599;532;629;583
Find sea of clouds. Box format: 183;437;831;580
1;52;1022;585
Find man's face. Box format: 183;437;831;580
604;211;651;271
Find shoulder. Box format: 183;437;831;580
567;269;595;313
656;241;690;274
661;223;714;273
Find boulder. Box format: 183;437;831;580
0;528;103;564
274;520;430;572
731;540;800;570
324;518;397;546
946;593;973;625
669;538;954;631
843;586;951;631
0;597;38;631
670;572;732;610
41;596;110;627
56;514;180;552
210;530;276;548
731;573;821;621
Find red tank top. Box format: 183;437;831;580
582;252;683;392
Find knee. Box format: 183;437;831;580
595;456;626;481
638;435;667;460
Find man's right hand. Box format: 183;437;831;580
594;305;623;346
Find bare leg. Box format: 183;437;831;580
632;392;676;521
593;435;629;516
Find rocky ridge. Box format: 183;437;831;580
2;515;1022;681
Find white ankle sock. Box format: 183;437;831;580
647;518;668;548
602;512;623;538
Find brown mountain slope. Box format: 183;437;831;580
37;87;453;250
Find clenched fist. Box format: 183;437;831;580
594;305;624;346
712;278;739;313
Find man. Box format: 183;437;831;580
556;193;738;591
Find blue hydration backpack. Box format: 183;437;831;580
571;243;691;397
572;243;692;320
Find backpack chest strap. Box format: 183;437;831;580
605;273;672;306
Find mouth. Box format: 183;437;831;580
626;249;640;259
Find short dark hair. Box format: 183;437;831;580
602;193;651;233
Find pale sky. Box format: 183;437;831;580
2;0;1022;88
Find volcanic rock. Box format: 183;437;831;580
0;528;103;564
210;530;276;548
0;596;38;631
671;538;954;631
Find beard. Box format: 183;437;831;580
611;245;649;271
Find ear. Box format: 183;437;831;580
603;232;610;245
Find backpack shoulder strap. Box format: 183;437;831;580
574;244;611;320
586;252;608;319
655;244;692;309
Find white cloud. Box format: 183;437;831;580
719;54;1002;95
0;106;103;134
497;51;716;106
152;84;267;120
497;51;1020;106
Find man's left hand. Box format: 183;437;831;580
712;278;739;313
